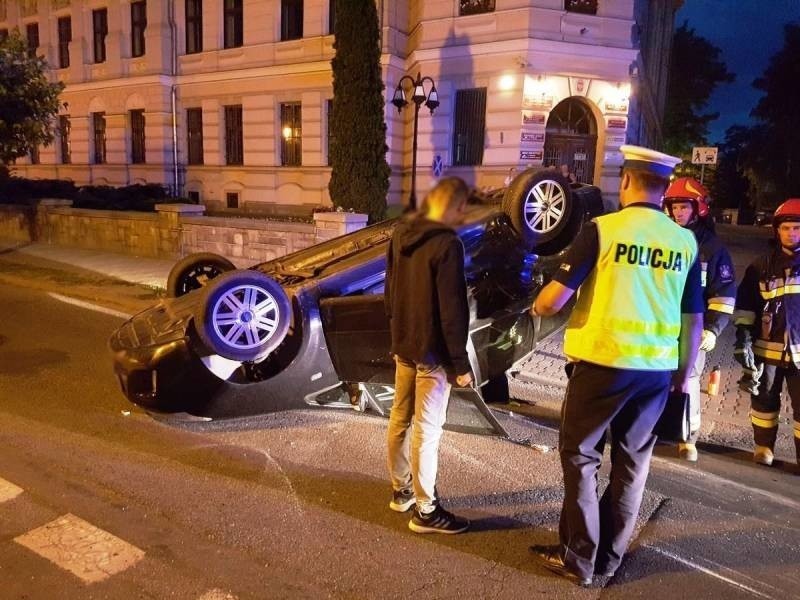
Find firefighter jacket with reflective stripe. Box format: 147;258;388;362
564;206;698;370
734;249;800;368
691;221;736;336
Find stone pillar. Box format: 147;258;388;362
312;211;368;243
155;203;205;257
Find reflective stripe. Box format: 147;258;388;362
733;310;756;325
751;410;779;428
755;339;785;351
759;284;800;299
570;311;681;336
754;347;785;360
707;300;735;314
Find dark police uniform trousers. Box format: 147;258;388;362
559;361;671;579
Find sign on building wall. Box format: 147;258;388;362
520;131;544;144
569;77;591;97
522;96;553;110
607;118;627;129
520;150;543;161
522;111;546;125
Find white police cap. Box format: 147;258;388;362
620;144;682;178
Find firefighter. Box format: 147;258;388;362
733;198;800;467
664;178;736;461
527;146;703;586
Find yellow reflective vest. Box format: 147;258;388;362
563;205;698;370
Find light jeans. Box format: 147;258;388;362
686;349;706;443
386;356;451;510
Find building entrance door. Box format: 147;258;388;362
543;98;598;184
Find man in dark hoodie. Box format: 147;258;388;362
385;176;472;535
664;177;736;461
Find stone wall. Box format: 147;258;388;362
0;200;368;264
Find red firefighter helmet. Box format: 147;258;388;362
773;198;800;227
664;177;710;217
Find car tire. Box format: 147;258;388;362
502;170;575;252
195;270;292;362
167;252;236;298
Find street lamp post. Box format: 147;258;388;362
391;72;439;210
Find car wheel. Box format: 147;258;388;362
167;253;236;298
502;170;575;252
195;270;291;362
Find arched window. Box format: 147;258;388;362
565;0;597;15
546;99;595;136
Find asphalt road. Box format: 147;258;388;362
0;251;798;599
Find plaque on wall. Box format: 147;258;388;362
607;135;626;145
520;131;545;144
520;150;543;161
605;101;629;113
522;111;546;125
523;95;553;110
607;118;627;129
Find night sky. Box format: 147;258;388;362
675;0;800;144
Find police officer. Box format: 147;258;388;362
733;198;800;467
528;146;704;586
664;178;736;461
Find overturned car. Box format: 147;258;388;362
109;170;604;422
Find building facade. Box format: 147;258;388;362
1;0;680;211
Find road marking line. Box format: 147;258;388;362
198;589;238;600
0;477;24;503
47;293;132;320
14;513;145;584
646;545;774;599
659;459;800;511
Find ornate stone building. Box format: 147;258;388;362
1;0;680;210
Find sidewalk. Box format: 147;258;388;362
1;241;173;290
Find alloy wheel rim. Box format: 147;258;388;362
211;284;280;350
523;179;566;234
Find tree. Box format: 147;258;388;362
711;125;752;213
329;0;390;223
746;23;800;205
662;22;734;157
0;31;65;175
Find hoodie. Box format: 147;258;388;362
384;215;470;374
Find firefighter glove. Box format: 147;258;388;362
738;363;765;395
699;329;717;352
733;342;756;371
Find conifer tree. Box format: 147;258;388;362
329;0;390;223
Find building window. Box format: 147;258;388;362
92;112;107;164
93;8;108;63
30;146;40;164
452;88;486;166
0;29;8;43
186;0;202;54
224;105;243;165
328;0;335;34
25;23;38;58
459;0;495;16
223;0;243;49
187;190;200;203
59;115;71;164
57;16;71;68
131;1;147;58
130;109;146;164
565;0;597;15
187;107;204;165
280;102;302;167
281;0;303;41
226;192;239;209
326;99;334;166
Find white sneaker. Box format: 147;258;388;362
753;445;774;466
